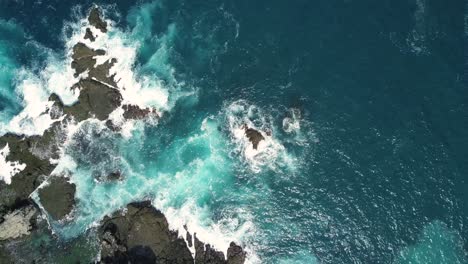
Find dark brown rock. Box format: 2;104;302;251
88;7;107;33
38;175;76;221
227;242;246;264
186;231;193;248
84;28;95;41
107;171;122;181
98;201;193;264
71;42;106;77
29;121;67;161
244;126;265;150
0;135;55;215
56;79;122;121
194;234;227;264
122;104;159;120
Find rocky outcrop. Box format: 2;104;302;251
38;175;76;221
244;126;265;150
71;42;106;77
194;234;226;264
0;6;244;264
227;242;247;264
88;7;107;33
84;27;95;41
192;234;246;264
0;135;55;216
98;201;247;264
98;201;193;264
122;104;160;120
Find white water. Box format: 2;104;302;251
225;100;297;173
0;143;26;184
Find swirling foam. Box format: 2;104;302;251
224;100;297;173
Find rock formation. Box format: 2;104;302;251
38;175;76;221
98;201;247;264
99;201;193;264
244;126;265;150
0;7;246;264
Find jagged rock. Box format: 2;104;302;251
0;204;37;241
194;234;226;264
89;58;118;87
71;42;106;77
122;104;159;120
84;27;95;41
88;7;107;33
38;176;76;221
50;79;122;121
0;135;55;215
186;231;193;248
98;201;193;264
227;242;246;264
74;79;122;120
29;121;67;161
244;126;265;150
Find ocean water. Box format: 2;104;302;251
1;0;468;263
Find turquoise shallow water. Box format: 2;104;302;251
1;0;468;263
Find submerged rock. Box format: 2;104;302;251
38;175;76;221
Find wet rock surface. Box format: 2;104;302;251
122;104;159;120
99;201;193;264
88;7;107;33
192;234;247;264
99;201;246;264
244;126;265;150
194;234;226;264
38;176;76;221
0;6;244;264
226;242;247;264
84;27;95;41
0;135;55;214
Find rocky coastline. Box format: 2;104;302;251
0;7;246;264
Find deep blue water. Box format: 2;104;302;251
1;0;468;263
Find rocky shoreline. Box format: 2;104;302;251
0;7;246;264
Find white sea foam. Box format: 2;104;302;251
1;5;183;137
154;199;256;258
6;6;260;263
282;108;301;134
64;10;174;113
225;100;295;173
0;143;26;184
5;70;65;136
